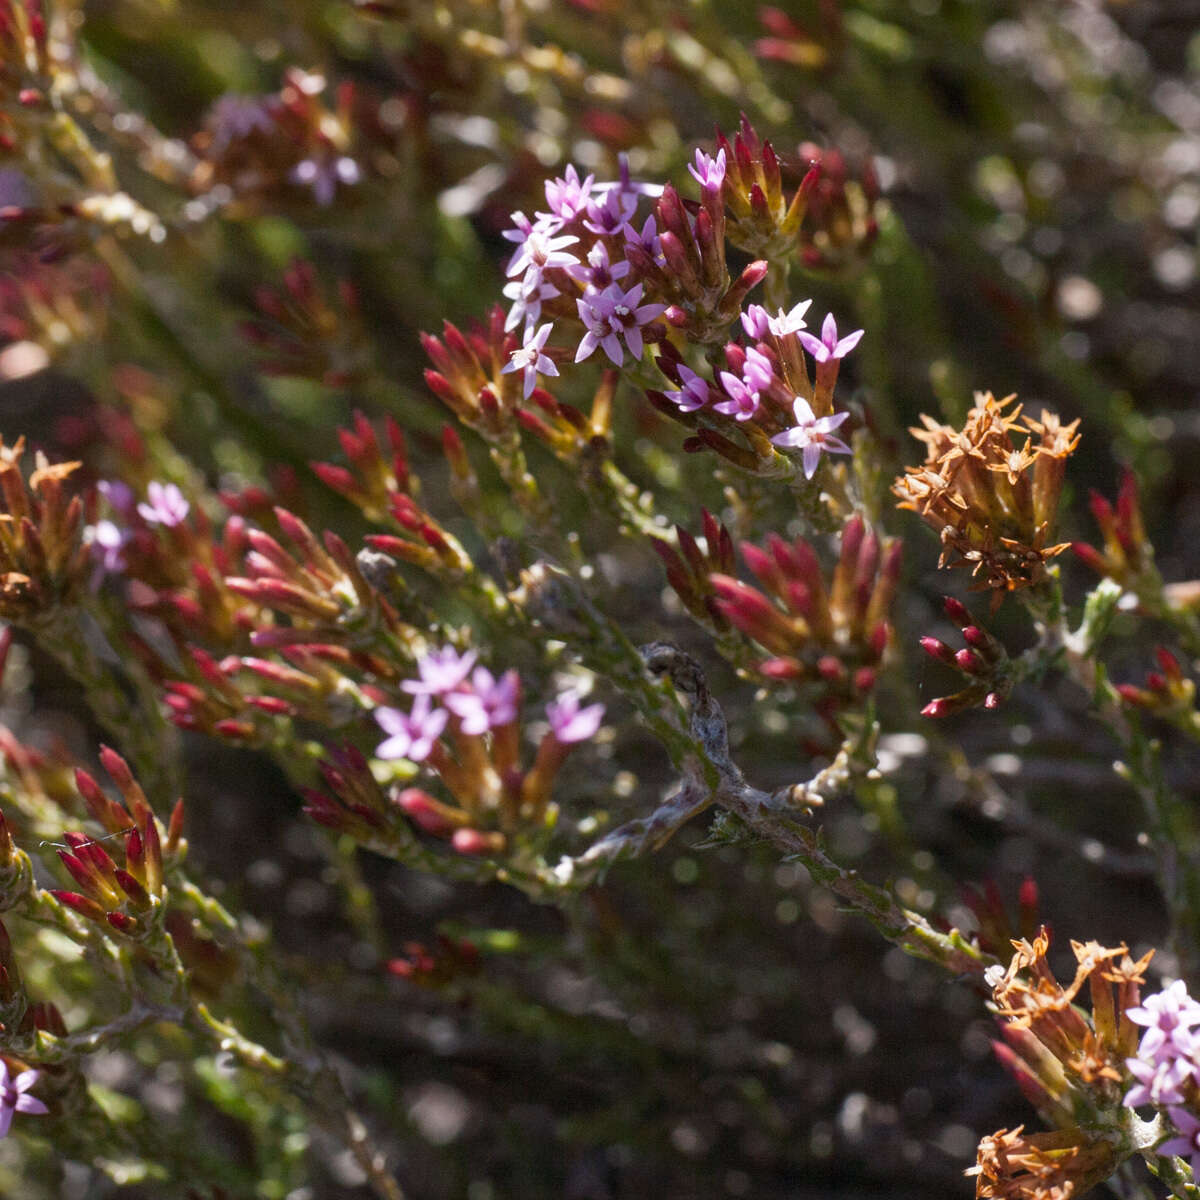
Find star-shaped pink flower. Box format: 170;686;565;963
769;396;852;478
502;323;559;398
797;312;864;363
0;1061;47;1138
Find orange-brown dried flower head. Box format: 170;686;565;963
982;925;1152;1186
893;392;1079;602
989;930;1149;1092
0;439;86;619
969;1124;1118;1199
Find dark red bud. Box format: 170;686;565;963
942;596;971;626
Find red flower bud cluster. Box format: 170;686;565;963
163;507;420;742
50;746;184;940
1115;646;1198;729
313;412;472;574
716;115;821;263
386;935;480;989
628;181;767;347
513;369;616;466
239;259;368;387
709;514;900;715
959;875;1041;958
651;509;737;631
1072;470;1151;590
0;252;110;376
754;6;834;70
422;308;525;442
794;142;882;276
106;491;260;658
918;595;1011;718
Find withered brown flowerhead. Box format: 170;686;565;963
969;929;1152;1199
970;1125;1118;1200
0;439;86;620
892;393;1079;604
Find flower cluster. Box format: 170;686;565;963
715;116;820;261
651;303;861;478
960;875;1041;959
971;1125;1118;1200
192;69;364;211
792;142;883;274
497;160;665;379
1072;471;1150;591
706;515;901;721
651;509;737;632
307;645;605;861
971;930;1151;1197
1122;979;1200;1175
49;747;186;941
0;5;1191;1196
0;252;110;376
893;393;1079;602
918;595;1013;718
239;258;369;387
1115;647;1199;735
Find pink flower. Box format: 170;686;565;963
137;481;190;527
594;154;663;202
502;274;559;333
546;692;604;743
1127;979;1200;1059
714;371;760;421
769;396;852;478
742;347;775;394
575;283;665;366
502;323;559;398
741;304;771;341
767;300;812;337
664;364;710;413
797;312;864;363
0;1061;47;1137
542;164;594;221
621;214;663;263
402;646;478;696
375;695;447;762
98;479;135;517
567;242;630;290
687;147;726;191
506;226;579;281
501;211;535;245
444;668;520;735
582;187;636;236
1160;1107;1200;1179
90;520;127;576
1123;1054;1191;1108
